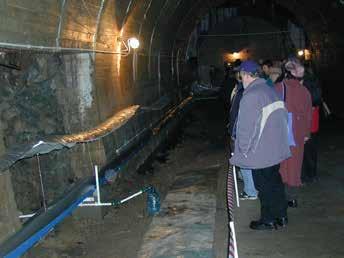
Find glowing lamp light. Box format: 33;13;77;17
232;52;240;59
297;50;304;57
304;49;311;60
128;37;140;49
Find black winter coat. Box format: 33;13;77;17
228;82;244;138
303;74;322;107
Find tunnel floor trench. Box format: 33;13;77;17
26;101;344;258
26;100;227;258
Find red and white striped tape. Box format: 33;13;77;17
227;162;239;258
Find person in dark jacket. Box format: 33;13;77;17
228;59;243;142
228;75;243;140
301;62;322;183
261;59;275;87
230;60;291;230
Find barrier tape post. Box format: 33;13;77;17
232;165;240;208
231;153;240;208
229;221;239;258
227;159;239;258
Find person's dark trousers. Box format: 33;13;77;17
302;133;318;183
252;164;287;223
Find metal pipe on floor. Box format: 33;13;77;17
0;177;95;258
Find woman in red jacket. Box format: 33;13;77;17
275;59;312;208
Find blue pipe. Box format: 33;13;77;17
0;134;150;258
0;97;190;257
4;187;95;258
0;124;163;257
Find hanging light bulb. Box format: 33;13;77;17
232;52;240;59
128;37;140;49
304;49;311;60
297;50;304;57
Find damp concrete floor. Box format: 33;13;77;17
214;125;344;258
229;118;344;258
27;101;344;258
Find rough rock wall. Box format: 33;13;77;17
0;52;71;211
0;131;20;243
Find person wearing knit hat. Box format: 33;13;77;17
285;59;305;79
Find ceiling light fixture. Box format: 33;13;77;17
128;37;140;49
297;50;304;57
232;52;240;59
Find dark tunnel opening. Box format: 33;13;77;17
0;0;343;257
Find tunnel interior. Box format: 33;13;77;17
0;0;344;257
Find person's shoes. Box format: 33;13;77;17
239;192;258;200
288;199;298;208
249;220;277;230
276;217;288;227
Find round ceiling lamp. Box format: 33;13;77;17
128;37;140;49
232;52;240;59
297;50;304;57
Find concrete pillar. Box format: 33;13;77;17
55;53;107;179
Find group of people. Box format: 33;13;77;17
228;57;322;230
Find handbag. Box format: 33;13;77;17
282;81;296;147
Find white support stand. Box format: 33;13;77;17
230;221;239;258
19;165;144;219
79;165;148;208
19;213;36;219
95;165;101;204
117;190;144;205
230;154;240;208
79;165;112;207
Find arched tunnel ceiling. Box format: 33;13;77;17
174;0;335;42
0;0;342;56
